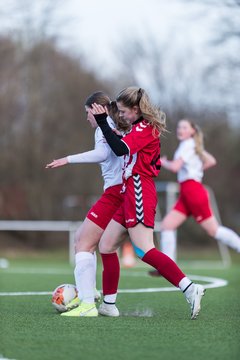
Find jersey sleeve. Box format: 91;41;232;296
67;128;110;163
67;145;109;163
121;122;154;155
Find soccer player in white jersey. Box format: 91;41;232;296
149;118;240;276
46;92;130;316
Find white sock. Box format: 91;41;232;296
93;251;97;289
160;230;177;262
104;294;117;304
215;226;240;252
74;252;95;304
178;277;193;294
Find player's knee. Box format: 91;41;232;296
202;224;217;237
98;241;116;254
160;218;174;231
75;235;97;252
98;242;107;253
206;228;217;237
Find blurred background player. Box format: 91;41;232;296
149;118;240;276
46;91;130;316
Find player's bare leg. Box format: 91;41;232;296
201;216;240;252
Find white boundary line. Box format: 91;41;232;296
0;275;228;296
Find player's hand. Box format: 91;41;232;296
45;157;68;168
90;103;108;125
90;103;108;115
160;156;169;168
160;155;168;162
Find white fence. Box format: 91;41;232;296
0;182;231;267
0;220;80;265
0;220;161;265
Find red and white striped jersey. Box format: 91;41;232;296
121;119;161;180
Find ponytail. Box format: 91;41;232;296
117;86;166;137
188;121;205;159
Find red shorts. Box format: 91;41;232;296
113;174;157;229
87;184;123;230
173;180;213;223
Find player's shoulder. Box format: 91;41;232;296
180;138;195;149
107;116;116;129
95;116;116;144
133;119;151;133
95;126;102;138
95;126;106;143
96;116;115;135
175;138;195;160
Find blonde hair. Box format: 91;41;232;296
182;119;205;159
85;91;131;132
116;87;166;137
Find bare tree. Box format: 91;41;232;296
113;12;240;234
0;35;115;222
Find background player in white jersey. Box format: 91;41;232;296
46;91;130;315
150;118;240;275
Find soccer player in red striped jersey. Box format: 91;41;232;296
91;87;205;320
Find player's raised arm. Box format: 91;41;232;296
90;103;129;156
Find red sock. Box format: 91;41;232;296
142;248;185;287
101;253;120;295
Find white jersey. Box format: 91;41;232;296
174;138;203;183
68;117;123;191
94;117;123;190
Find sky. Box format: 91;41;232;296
56;0;212;73
0;0;216;73
0;0;239;124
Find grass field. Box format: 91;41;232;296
0;252;239;360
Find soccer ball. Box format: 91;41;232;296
52;284;78;313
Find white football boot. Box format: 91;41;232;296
185;284;205;320
98;302;120;317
